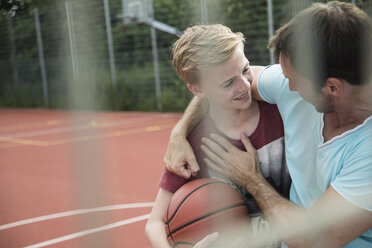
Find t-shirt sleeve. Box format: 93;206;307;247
158;166;189;193
256;64;289;104
331;148;372;211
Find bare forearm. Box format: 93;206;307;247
164;97;207;177
248;175;372;248
248;176;303;224
247;175;310;247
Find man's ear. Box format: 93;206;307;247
324;78;342;97
187;83;204;98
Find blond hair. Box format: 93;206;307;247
172;24;245;85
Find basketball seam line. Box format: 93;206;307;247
166;203;246;239
166;181;223;246
165;181;222;225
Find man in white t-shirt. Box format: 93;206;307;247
162;1;372;247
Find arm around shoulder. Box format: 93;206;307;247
163;96;208;179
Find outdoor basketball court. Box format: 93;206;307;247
0;108;181;247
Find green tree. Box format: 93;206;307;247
0;0;45;16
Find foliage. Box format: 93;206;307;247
0;0;369;112
0;0;30;16
0;0;45;16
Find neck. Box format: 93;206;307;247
324;110;371;129
329;84;372;126
323;84;372;140
208;100;259;138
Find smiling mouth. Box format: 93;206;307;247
234;91;249;100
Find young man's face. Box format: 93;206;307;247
279;54;335;113
193;46;254;112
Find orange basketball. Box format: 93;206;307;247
164;178;250;247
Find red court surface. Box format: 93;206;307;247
0;108;181;247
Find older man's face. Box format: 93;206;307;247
279;54;335;113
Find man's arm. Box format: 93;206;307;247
163;96;208;178
246;172;372;247
308;187;372;247
201;133;372;247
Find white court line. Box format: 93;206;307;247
1;114;173;139
24;213;150;248
0;202;154;231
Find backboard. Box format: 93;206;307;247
121;0;152;24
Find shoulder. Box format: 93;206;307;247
256;64;289;104
345;117;372;154
257;101;283;132
258;64;283;77
249;101;284;149
257;64;286;86
258;101;282;122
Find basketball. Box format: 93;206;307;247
164;178;251;247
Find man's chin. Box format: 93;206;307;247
315;105;334;113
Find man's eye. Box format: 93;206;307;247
224;81;233;88
243;67;250;74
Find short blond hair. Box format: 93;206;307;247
172;24;245;85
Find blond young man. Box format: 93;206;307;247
145;24;290;248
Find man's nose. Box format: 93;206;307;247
236;75;250;90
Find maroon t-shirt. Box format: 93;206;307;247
159;101;290;213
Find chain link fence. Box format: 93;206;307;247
0;0;371;112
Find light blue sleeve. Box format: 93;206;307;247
331;135;372;211
256;64;288;104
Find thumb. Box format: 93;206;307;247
179;166;192;179
170;162;192;179
240;133;255;151
186;154;200;176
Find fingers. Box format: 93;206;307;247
186;152;200;176
240;133;260;168
201;136;227;157
200;144;221;173
204;157;228;177
193;232;219;248
178;163;192;179
200;144;225;167
164;135;200;179
210;133;235;151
